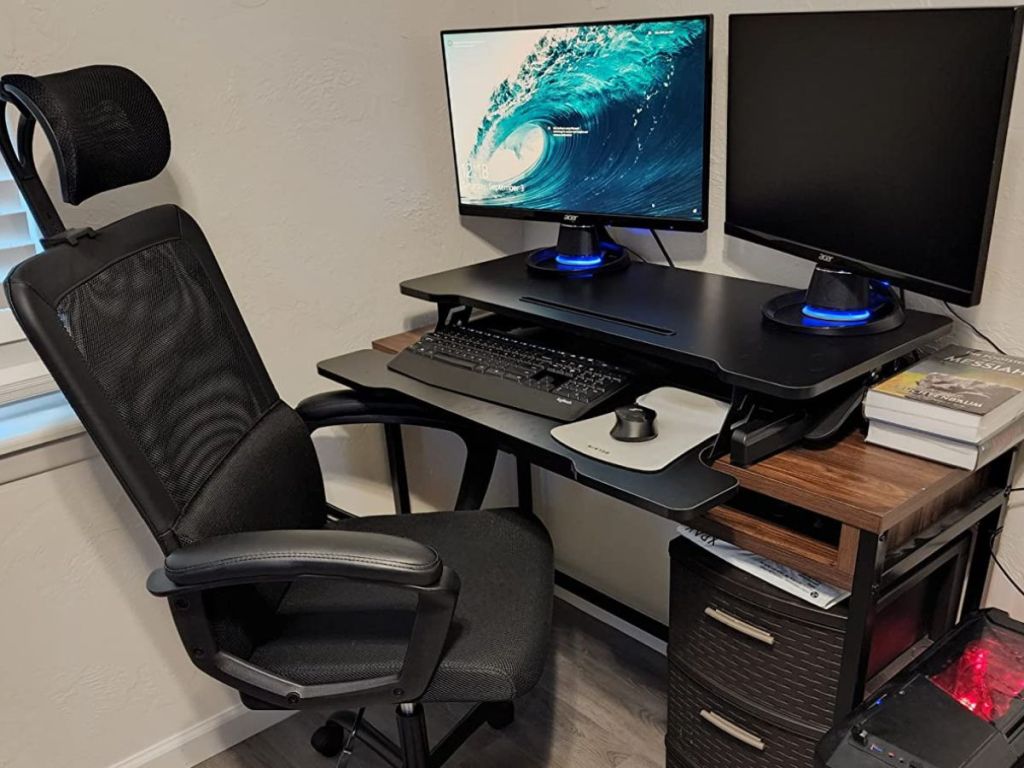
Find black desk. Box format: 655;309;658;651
317;260;974;721
318;328;1017;726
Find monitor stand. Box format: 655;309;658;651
526;224;631;276
762;265;905;336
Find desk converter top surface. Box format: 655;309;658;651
399;255;952;400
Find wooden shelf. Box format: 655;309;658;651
713;431;972;534
694;503;854;589
373;327;430;356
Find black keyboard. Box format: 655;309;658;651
387;326;635;421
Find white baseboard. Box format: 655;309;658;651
554;586;667;656
109;704;293;768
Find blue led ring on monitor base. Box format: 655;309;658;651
763;266;905;336
555;253;605;269
526;224;631;277
801;305;872;323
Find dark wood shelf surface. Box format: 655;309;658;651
714;432;969;534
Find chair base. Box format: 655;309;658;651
312;701;515;767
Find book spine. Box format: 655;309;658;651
976;418;1024;470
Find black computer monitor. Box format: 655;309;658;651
727;8;1023;335
441;17;712;273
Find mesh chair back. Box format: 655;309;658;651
5;205;326;551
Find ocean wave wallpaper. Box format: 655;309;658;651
442;20;708;221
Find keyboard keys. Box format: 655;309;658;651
396;326;634;420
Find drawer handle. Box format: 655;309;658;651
704;607;775;646
699;709;766;751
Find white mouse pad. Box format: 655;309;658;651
550;387;730;472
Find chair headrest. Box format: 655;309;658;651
1;65;170;206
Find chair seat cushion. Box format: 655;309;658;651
247;508;553;702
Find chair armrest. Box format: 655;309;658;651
297;389;499;511
297;389;478;435
147;529;442;595
147;528;460;710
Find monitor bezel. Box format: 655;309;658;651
440;15;713;233
724;8;1024;307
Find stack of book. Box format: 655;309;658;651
865;345;1024;470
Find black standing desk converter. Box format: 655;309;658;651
319;254;951;525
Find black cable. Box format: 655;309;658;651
943;301;1007;355
606;227;649;263
650;229;676;268
628;246;650;264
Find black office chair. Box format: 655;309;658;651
0;65;553;767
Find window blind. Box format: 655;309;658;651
0;160;55;404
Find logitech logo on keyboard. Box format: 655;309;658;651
556;397;574;405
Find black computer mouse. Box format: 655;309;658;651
610;403;658;442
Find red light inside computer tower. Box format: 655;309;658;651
930;628;1024;723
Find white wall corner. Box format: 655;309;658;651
108;705;293;768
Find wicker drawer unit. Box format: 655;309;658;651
669;536;848;731
666;664;822;768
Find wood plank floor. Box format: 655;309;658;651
198;601;668;768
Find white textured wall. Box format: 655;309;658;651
0;453;245;768
2;2;1024;767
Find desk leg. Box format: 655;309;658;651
962;448;1019;613
454;447;497;511
962;507;1006;614
384;424;411;515
834;529;888;720
517;458;533;516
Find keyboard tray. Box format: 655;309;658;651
318;349;739;521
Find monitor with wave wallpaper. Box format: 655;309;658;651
441;17;712;275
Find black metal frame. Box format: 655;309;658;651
831;447;1020;719
0;87;65;238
